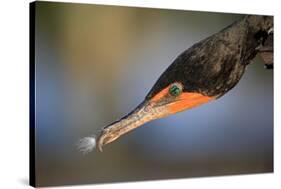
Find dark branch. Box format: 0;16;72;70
258;32;273;69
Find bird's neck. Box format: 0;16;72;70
239;15;273;65
244;15;273;33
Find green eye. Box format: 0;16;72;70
169;84;182;97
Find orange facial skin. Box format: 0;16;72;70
168;92;214;113
150;83;215;115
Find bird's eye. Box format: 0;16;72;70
169;83;182;97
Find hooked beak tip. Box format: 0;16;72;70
98;144;103;152
96;132;106;152
96;100;158;152
96;129;118;152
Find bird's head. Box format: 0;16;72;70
96;69;215;151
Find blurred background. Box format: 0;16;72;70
34;2;273;187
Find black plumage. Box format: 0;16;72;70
146;15;273;99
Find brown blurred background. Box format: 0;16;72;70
34;2;273;187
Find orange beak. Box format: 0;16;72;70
96;84;215;151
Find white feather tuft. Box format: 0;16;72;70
77;136;96;154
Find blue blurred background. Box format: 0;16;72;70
34;2;273;187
